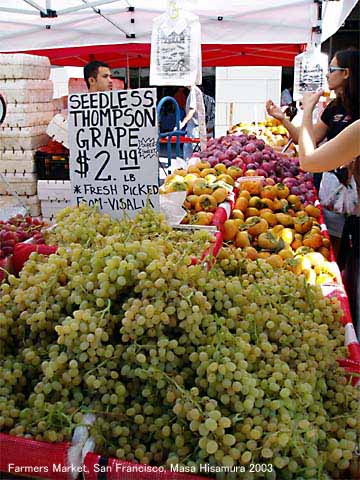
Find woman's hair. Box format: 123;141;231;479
335;48;359;119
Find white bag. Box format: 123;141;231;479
319;171;359;215
150;1;202;86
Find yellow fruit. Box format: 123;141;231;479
214;163;227;174
192;212;214;225
223;220;239;241
211;187;228;204
235;231;251;248
205;174;218;184
193;179;212;196
267;255;284;268
217;174;235;187
244;247;258;260
278;248;294;259
200;168;216;177
280;228;294;245
232;209;245;220
235;196;249;212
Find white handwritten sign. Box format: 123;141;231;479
68;88;159;218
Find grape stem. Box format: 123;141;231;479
100;298;112;318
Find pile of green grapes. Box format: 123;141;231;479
0;204;359;480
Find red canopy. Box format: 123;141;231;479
21;43;304;68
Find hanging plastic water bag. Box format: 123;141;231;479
293;45;328;101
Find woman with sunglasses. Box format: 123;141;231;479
266;48;359;251
266;48;359;156
299;89;360;334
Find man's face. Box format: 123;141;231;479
89;66;113;92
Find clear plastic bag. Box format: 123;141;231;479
319;172;359;215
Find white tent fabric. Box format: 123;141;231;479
0;0;357;52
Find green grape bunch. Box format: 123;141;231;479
0;204;358;479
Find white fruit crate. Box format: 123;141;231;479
37;180;71;201
0;172;37;196
0;79;53;103
0;159;36;174
0;194;40;217
46;113;68;148
0;53;50;80
0;150;36;174
40;199;70;218
0;125;49;150
3;110;54;128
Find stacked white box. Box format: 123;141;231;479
37;180;71;222
0;54;54;216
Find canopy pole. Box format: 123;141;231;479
22;0;47;14
58;0;123;16
127;54;130;89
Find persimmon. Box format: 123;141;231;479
305;204;321;218
291;234;303;250
275;183;289;199
200;168;216;177
217;174;235;186
302;232;323;249
261;198;275;210
227;166;243;179
211;187;228;204
294;215;313;234
248;196;264;209
195;194;217;212
232;209;245;220
214;163;227;174
245;207;260;218
193;179;212;196
223;220;238;241
185;195;199;208
235;196;249;212
260;185;277;200
192;212;213;225
260;210;277;226
280;228;294;245
244;247;258;260
238;190;251;200
267;254;284;268
257;232;279;250
275;213;294;227
235;231;251;248
197;161;211;170
245;217;269;236
187;165;201;175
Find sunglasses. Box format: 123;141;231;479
328;66;347;74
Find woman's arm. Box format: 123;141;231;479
299;92;360;172
180;108;195;130
266;99;327;144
